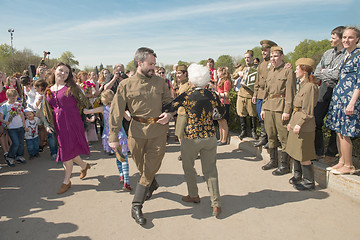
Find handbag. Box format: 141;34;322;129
213;107;224;120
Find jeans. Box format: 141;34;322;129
7;127;25;159
314;81;338;157
256;99;263;120
26;136;39;156
47;133;57;155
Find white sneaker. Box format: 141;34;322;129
16;156;26;164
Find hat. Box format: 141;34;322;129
24;107;35;113
176;64;188;71
260;40;277;49
295;58;315;69
270;46;283;53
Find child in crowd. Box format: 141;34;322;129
0;89;26;167
24;108;40;159
34;79;58;160
83;89;132;191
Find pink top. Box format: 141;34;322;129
0;89;7;105
217;80;231;105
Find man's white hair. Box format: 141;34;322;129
188;63;210;89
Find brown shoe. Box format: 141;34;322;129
212;206;221;217
57;181;71;194
181;195;200;203
80;163;91;179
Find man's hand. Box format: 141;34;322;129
109;142;120;152
282;113;290;121
293;125;301;134
157;112;172;125
260;111;265;121
252;97;257;105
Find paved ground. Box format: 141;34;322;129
1;124;360;240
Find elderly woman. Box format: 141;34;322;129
164;63;225;217
326;26;360;175
285;58;319;191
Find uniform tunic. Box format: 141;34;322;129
109;73;173;186
285;81;319;161
236;65;257;117
262;62;296;150
175;80;191;139
253;59;272;100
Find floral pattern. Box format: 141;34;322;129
164;88;224;139
326;48;360;137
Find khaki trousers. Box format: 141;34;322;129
264;110;289;150
181;136;221;207
128;134;167;186
175;114;187;139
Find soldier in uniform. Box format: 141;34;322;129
285;58;319;191
109;47;173;225
252;40;278;148
236;50;258;139
174;64;192;159
260;46;296;175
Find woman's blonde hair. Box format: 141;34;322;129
101;89;114;105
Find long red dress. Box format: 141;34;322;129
47;86;90;162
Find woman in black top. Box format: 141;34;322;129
164;63;225;217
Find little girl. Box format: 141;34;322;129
83;89;132;191
24;108;40;159
0;89;26;167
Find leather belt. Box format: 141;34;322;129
269;93;285;99
294;107;302;112
132;116;159;124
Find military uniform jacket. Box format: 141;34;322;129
253;59;272;100
262;63;296;114
177;80;191;116
288;81;319;132
109;73;173;141
237;64;257;98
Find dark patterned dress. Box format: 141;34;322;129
326;48;360;137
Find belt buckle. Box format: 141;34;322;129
147;118;155;124
269;94;274;98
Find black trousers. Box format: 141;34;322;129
314;81;338;157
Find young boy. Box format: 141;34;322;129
34;79;58;160
0;89;26;167
24;108;40;159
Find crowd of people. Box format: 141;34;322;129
0;26;359;224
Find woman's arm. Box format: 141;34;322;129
83;106;103;115
345;89;360;115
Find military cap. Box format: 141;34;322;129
260;40;277;49
176;64;188;71
295;58;315;69
270;46;283;53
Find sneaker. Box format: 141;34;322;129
51;154;57;160
122;183;132;191
16;156;26;164
6;157;15;167
39;146;44;152
3;152;8;158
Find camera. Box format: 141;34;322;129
46;52;51;55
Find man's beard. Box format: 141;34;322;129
141;68;154;78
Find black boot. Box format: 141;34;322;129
239;117;247;139
145;177;159;201
254;121;267;147
294;164;315;191
250;117;259;140
131;184;148;225
262;148;278;170
272;151;290;175
289;160;302;184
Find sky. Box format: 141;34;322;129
0;0;359;69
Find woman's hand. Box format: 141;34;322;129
293;125;301;134
83;108;90;114
345;102;355;115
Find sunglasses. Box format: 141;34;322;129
158;72;165;74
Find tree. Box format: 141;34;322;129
125;60;135;72
215;55;235;73
177;60;190;66
58;51;79;68
199;59;207;66
288;39;331;69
